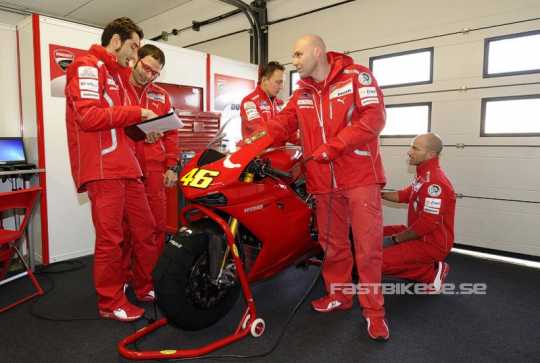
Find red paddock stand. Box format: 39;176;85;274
118;204;266;360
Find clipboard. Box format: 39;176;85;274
125;111;185;141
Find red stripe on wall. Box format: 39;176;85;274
206;53;211;112
32;14;50;265
16;29;24;136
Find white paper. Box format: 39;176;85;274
137;112;184;134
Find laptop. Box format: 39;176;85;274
0;137;36;170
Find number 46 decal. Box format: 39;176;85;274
180;168;220;189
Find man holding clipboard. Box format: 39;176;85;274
121;44;182;294
65;18;159;322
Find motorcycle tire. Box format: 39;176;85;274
152;220;242;330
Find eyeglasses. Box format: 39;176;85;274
139;60;161;78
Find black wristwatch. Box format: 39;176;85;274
391;235;398;244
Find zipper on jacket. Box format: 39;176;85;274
313;89;337;190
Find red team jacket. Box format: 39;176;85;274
65;45;143;192
267;52;386;194
397;157;456;252
122;71;179;173
240;85;284;139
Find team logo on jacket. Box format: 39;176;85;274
359;72;372;86
427;184;442;197
329;81;353;99
147;92;165;103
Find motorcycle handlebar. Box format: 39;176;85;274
263;165;292;179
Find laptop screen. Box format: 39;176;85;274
0;137;27;164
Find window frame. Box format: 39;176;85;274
480;94;540;137
289;70;300;95
381;102;432;138
483;29;540;78
369;47;434;89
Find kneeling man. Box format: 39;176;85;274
381;132;456;293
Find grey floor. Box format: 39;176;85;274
1;252;539;363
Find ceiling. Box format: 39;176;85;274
0;0;195;27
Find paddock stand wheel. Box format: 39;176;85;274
250;318;266;338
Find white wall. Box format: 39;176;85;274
0;23;21;137
140;0;540;256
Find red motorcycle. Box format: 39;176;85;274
119;133;321;360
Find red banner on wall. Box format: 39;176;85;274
49;44;87;98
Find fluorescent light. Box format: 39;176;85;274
452;247;540;269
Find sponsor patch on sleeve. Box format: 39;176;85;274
78;66;98;79
246;108;260;121
361;97;379;106
359;86;379;106
79;79;99;92
244;101;257;111
427;184;442;197
359;86;377;99
424;197;442;215
80;90;100;100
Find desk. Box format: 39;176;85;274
0;168;44;271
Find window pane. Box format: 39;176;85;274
371;49;432;87
486;33;540;75
290;70;300;94
483;97;540;135
382;104;430;136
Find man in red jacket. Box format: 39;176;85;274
240;61;285;139
382;133;455;293
65;17;158;322
122;44;179;288
267;35;389;341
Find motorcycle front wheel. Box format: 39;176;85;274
153;220;242;330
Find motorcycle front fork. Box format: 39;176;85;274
211;172;254;285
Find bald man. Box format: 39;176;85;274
381;133;456;293
267;35;389;341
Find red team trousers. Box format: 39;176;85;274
316;184;385;318
86;178;156;310
382;225;448;283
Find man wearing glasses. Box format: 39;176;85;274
121;44;179;291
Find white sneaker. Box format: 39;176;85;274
427;261;450;294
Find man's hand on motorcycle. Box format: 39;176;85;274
312;144;337;163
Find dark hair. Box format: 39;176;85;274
259;61;285;82
101;17;144;47
138;44;166;66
